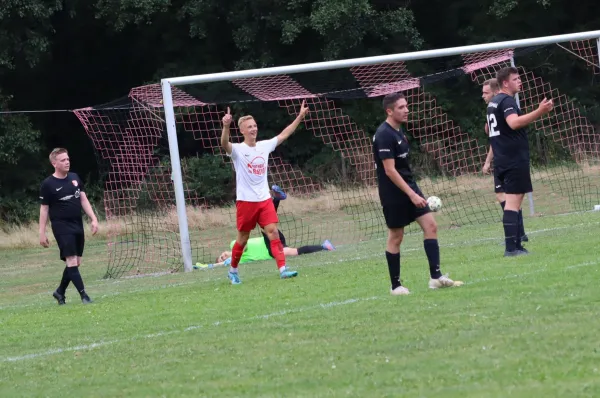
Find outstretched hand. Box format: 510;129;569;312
222;107;232;126
298;100;309;119
538;97;553;115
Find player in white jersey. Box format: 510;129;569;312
221;101;309;284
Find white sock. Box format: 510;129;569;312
229;266;238;273
279;266;286;273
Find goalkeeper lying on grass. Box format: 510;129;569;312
194;185;336;269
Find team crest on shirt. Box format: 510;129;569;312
247;157;266;176
72;180;78;187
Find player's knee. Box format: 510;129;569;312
387;229;404;246
423;218;437;236
65;256;78;267
236;231;250;245
263;224;278;238
267;229;279;241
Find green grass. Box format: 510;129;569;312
1;212;600;397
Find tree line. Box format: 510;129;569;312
1;0;599;225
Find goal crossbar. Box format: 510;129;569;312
162;30;600;86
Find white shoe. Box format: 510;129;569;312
429;274;464;289
390;286;410;295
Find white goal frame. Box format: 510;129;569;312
160;30;600;272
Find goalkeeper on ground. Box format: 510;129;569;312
195;185;336;269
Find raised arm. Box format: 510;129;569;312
276;100;309;146
221;107;233;155
505;97;553;130
80;192;99;235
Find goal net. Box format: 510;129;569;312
73;35;600;278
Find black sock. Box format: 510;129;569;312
500;201;506;211
503;210;519;252
67;267;86;297
57;266;70;295
297;245;324;255
518;209;526;238
424;239;443;279
385;251;401;289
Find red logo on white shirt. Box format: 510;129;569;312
247;157;266;176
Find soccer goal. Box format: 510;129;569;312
74;31;600;278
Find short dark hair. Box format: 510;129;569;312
382;92;406;111
496;67;518;87
483;78;499;92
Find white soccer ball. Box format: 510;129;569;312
427;196;442;212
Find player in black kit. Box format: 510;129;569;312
39;148;98;304
481;78;528;242
486;67;553;256
372;92;463;295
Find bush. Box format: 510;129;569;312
184;155;236;205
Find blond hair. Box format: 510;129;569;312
49;147;68;163
483;78;500;93
237;115;255;128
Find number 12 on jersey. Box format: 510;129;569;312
487;114;500;137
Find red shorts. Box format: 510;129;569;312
236;199;279;232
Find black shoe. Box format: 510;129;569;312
504;249;529;257
52;290;66;305
521;234;529;242
81;294;93;304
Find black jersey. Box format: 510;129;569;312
486;93;530;171
39;172;85;235
372;121;414;206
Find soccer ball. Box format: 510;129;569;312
427;196;442;212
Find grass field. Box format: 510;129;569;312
2;210;600;397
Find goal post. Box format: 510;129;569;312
161;30;600;273
161;82;194;272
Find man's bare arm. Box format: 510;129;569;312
382;159;427;208
39;205;50;247
80;192;99;235
276;100;309;146
483;144;494;174
505;98;553;130
221;107;233;154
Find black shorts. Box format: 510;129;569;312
382;184;431;229
496;167;533;194
493;171;504;193
262;230;287;258
54;233;85;261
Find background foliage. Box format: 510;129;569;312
1;0;599;224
